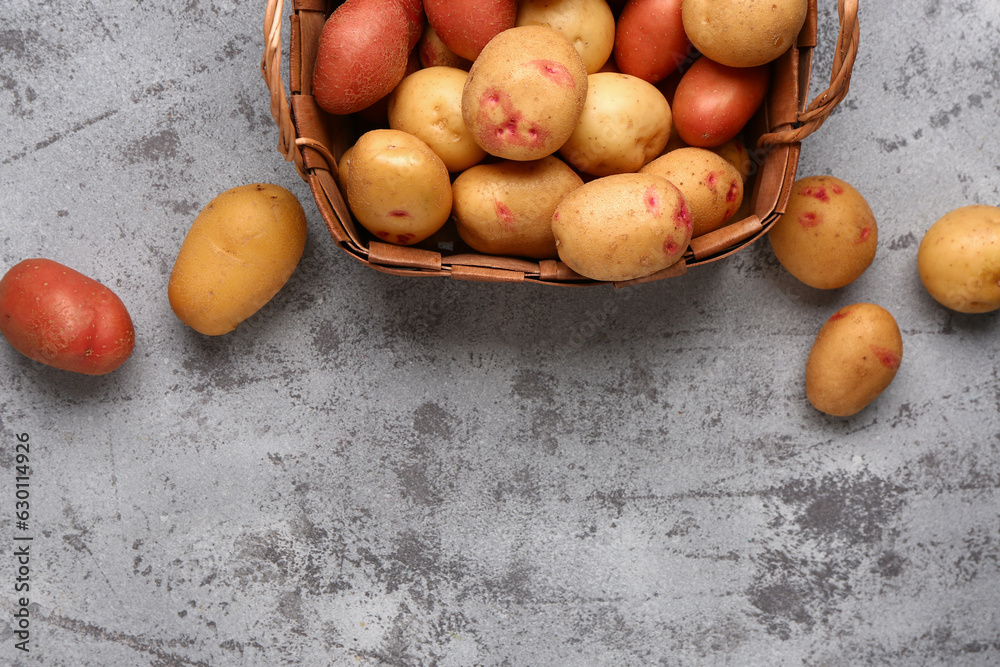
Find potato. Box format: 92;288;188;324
312;0;412;115
613;0;692;83
345;129;453;246
395;0;426;50
452;156;583;259
388;67;486;173
424;0;517;61
551;172;692;281
711;136;753;182
917;205;1000;313
417;22;472;70
168;184;307;336
671;57;770;148
462;25;589;161
806;303;903;417
641;147;743;238
768;176;878;289
516;0;616;74
337;145;354;185
353;49;421;127
682;0;809;68
558;72;672;177
0;259;135;375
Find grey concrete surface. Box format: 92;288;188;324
2;1;999;665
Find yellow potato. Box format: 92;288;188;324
641;147;743;238
559;72;672;177
551;172;692;281
345;129;453;246
917;205;1000;313
452;156;583;259
462;25;589;161
768;175;878;289
711;136;752;182
168;183;307;336
806;303;903;417
515;0;616;74
682;0;808;68
388;66;486;173
337;145;353;185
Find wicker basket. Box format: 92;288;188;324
262;0;859;286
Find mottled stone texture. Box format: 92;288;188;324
1;1;999;666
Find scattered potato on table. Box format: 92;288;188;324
462;25;589;161
917;204;1000;313
682;0;809;68
452;156;583;259
345;129;453;246
641;147;743;238
169;184;307;336
551;172;692;282
516;0;616;74
0;258;135;375
768;175;878;289
806;303;903;417
558;71;672;176
388;66;486;173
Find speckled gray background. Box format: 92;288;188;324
1;1;999;665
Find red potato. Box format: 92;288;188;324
613;0;693;84
671;57;770;147
313;0;411;115
423;0;517;61
0;259;135;375
354;49;421;126
395;0;426;50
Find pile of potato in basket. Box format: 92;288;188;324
312;0;805;282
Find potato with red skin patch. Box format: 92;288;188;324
551;172;692;282
424;0;516;61
0;259;135;375
462;25;588;161
682;0;808;68
768;175;878;289
516;0;616;74
345;129;452;246
917;205;1000;313
641;147;743;238
806;303;903;417
671;57;770;148
312;0;412;115
614;0;693;84
559;72;672;177
452;156;583;259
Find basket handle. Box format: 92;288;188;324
759;0;859;146
261;0;307;179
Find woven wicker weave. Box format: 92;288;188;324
262;0;859;286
